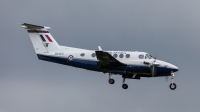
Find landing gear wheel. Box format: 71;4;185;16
108;78;115;84
169;83;177;90
122;84;128;89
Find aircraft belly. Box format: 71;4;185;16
37;54;100;71
72;59;99;71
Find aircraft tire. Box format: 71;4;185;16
169;83;176;90
122;84;128;89
108;79;115;84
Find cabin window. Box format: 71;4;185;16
139;54;144;59
113;54;118;58
119;54;124;58
80;53;85;57
126;54;130;58
91;53;96;57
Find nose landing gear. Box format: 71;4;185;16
169;72;177;90
169;83;176;90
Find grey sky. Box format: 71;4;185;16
0;0;200;112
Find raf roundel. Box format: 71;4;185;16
68;55;74;61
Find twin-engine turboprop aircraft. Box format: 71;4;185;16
20;23;179;90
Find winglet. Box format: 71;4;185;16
98;46;102;51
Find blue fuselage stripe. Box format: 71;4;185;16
37;54;173;76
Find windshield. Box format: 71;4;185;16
146;54;155;59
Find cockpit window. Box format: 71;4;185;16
139;55;144;59
146;54;154;59
146;54;150;59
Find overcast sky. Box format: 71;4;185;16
1;0;200;112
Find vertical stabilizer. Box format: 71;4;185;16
20;23;60;54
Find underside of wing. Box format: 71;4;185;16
95;51;126;67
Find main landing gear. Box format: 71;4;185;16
108;73;115;84
122;78;128;89
108;74;128;89
169;72;177;90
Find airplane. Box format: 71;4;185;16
20;23;179;90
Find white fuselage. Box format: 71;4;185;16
37;45;178;77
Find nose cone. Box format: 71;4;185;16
156;60;179;72
169;64;179;72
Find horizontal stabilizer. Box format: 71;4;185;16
20;23;50;29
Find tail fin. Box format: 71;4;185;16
20;23;60;54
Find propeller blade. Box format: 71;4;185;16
151;65;157;77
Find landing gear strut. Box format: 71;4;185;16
108;73;115;84
122;78;128;89
169;72;177;90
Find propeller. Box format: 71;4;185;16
151;65;157;77
143;54;160;77
151;56;160;77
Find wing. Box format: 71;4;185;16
95;51;126;67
